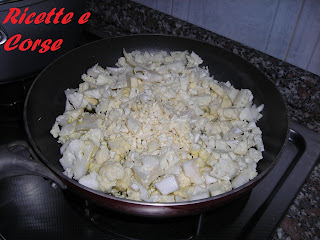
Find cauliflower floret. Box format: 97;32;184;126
233;89;253;107
155;175;179;195
126;115;141;133
156;195;176;202
239;107;261;122
192;95;211;106
202;171;217;185
130;180;151;202
75;114;102;131
96;73;115;85
179;76;189;91
182;159;204;185
65;89;88;109
87;64;105;78
210;153;239;181
147;140;161;152
98;161;125;192
215;140;231;152
84;88;102;101
116;168;133;191
210;82;225;96
59;139;95;180
166;165;182;175
100;161;125;182
249;147;263;162
189;186;210;200
50;122;60;138
94;143;110;165
57;108;83;125
231;162;258;188
234;140;248;155
176;172;192;188
220;108;240;120
79;171;99;190
186;51;203;67
107;137;129;156
59;124;76;140
208;180;232;196
227;86;239;102
159;148;181;172
133;155;162;187
205;121;222;135
80;129;103;148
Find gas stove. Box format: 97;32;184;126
0;32;319;240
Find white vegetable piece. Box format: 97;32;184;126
99;161;125;182
83;89;102;100
79;171;99;190
189;186;210;200
87;63;104;78
182;159;204;184
208;182;226;196
210;154;239;181
126;115;141;133
231;162;258;188
186;51;204;66
65;89;88;109
50;122;60;138
202;172;217;185
59;139;95;180
130;180;151;202
233;89;253;107
155;175;179;195
133;155;162;186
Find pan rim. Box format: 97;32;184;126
24;33;290;207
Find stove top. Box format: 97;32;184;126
0;31;319;240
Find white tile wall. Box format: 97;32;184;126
172;0;189;21
155;0;172;14
187;0;278;52
131;0;320;76
286;0;320;73
308;36;320;75
265;0;303;60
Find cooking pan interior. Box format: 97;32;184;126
25;35;288;188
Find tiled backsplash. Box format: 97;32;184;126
132;0;320;77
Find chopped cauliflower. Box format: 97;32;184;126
51;50;264;202
59;139;96;180
155;175;179;195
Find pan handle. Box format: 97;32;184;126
0;140;67;189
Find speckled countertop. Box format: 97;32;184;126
86;0;320;239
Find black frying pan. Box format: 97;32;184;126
24;35;289;217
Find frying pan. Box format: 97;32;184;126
23;35;289;217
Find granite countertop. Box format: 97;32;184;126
86;0;320;239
